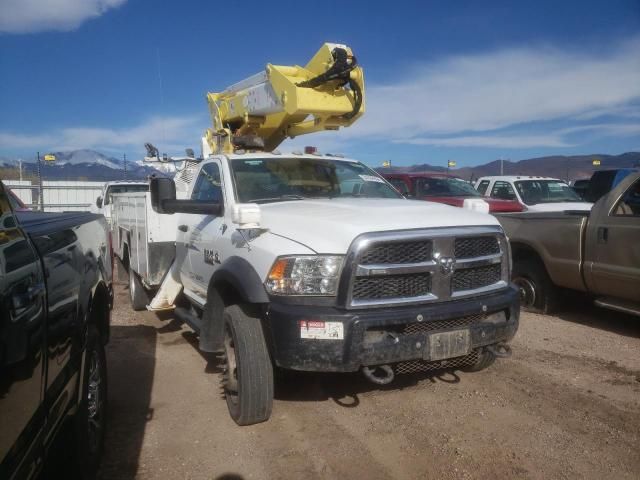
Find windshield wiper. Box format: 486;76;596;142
248;194;306;203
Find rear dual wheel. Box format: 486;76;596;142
222;304;273;426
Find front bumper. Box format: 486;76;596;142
265;286;519;372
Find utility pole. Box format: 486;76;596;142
18;159;23;182
500;158;504;175
123;153;127;179
36;151;44;211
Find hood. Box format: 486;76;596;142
259;198;499;253
420;195;524;213
526;202;593;212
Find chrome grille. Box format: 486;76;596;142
360;240;432;264
353;273;431;300
395;349;480;374
345;227;508;308
455;236;499;258
402;314;484;335
452;264;501;292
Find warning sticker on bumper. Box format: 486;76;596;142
299;321;344;340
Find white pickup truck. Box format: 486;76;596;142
147;152;520;425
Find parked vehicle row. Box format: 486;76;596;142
381;172;525;213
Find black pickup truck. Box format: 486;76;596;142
0;180;113;479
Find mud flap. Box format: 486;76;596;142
147;260;182;311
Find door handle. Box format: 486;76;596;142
12;283;45;310
178;225;189;232
597;227;608;244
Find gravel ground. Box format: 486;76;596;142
99;283;640;480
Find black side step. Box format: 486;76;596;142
175;307;202;333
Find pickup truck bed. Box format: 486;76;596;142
16;210;105;234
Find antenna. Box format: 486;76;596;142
156;48;166;143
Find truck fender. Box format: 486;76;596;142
200;256;269;352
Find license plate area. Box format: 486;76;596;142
427;329;471;361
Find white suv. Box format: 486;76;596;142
474;176;592;212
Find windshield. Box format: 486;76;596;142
105;184;149;204
230;157;402;203
415;177;481;197
514;180;582;204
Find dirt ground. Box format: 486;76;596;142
98;283;640;480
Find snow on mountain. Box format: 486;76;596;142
0;149;171;180
48;149;123;169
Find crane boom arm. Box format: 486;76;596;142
205;43;365;154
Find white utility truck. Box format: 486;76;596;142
120;43;519;425
111;188;177;307
93;180;149;224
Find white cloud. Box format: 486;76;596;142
347;36;640;143
0;115;205;155
399;134;572;149
560;123;640;137
0;0;126;34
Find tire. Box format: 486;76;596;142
115;255;128;285
129;269;148;311
462;349;496;372
72;325;107;478
222;304;273;426
512;258;558;314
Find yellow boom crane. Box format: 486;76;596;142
204;43;365;154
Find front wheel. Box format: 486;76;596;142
73;325;107;478
222;304;273;425
512;259;558;314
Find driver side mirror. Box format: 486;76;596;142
150;177;223;215
96;196;103;208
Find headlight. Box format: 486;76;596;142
266;255;343;295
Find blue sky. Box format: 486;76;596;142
1;0;639;168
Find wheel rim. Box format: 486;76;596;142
513;277;537;308
129;271;136;302
223;325;239;405
87;350;103;454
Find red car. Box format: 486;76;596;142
381;172;525;213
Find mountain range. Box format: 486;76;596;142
380;152;640;181
1;149;638;182
0;149;163;180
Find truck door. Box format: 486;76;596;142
177;161;226;304
0;184;47;478
585;174;640;302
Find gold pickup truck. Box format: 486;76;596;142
497;172;640;316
